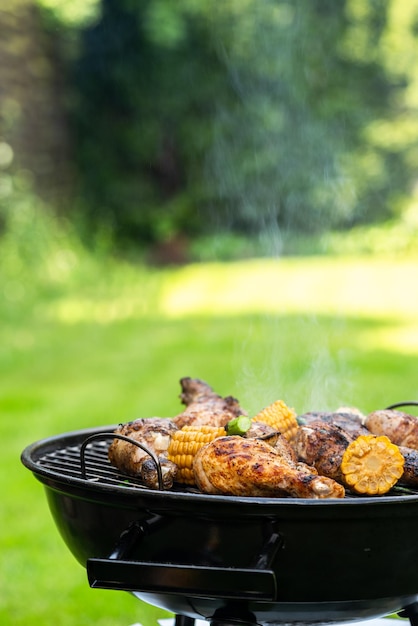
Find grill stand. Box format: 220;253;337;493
175;611;258;626
173;605;418;626
175;617;195;626
399;604;418;626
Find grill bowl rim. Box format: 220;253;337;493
20;424;418;510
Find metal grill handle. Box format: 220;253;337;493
79;432;165;490
88;559;277;600
87;522;281;601
385;402;418;411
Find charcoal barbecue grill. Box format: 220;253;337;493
21;403;418;626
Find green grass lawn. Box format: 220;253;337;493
1;252;418;625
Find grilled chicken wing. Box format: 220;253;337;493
108;417;178;489
193;435;345;498
365;409;418;449
293;420;357;483
172;377;246;429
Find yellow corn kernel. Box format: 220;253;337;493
341;434;405;495
253;400;298;441
167;425;226;484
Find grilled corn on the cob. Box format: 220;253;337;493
167;425;226;484
341;434;404;495
253;400;298;441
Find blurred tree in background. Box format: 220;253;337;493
1;0;418;257
0;0;73;205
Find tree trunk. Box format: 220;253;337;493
0;0;73;204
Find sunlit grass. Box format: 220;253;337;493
158;256;418;320
38;256;418;324
42;256;418;357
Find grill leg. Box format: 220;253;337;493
398;603;418;626
175;615;195;626
210;608;258;626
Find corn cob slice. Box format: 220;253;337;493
341;434;405;495
167;425;226;484
253;400;298;441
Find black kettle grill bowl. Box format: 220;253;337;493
21;424;418;626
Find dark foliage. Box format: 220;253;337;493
61;0;416;249
72;0;231;248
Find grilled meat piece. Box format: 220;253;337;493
293;420;357;483
193;435;345;499
294;418;418;491
399;447;418;487
298;411;368;438
172;377;246;429
245;420;280;445
141;456;178;490
108;417;178;489
274;431;298;464
365;409;418;449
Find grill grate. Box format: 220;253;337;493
39;440;150;489
36;439;418;498
38;440;196;493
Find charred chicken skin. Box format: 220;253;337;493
298;411;368;438
172;377;246;429
293;420;357;483
193;435;345;499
